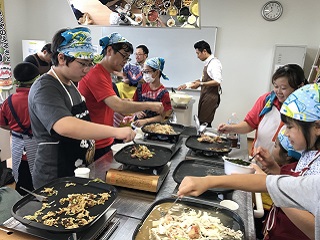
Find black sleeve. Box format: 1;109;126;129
24;55;38;67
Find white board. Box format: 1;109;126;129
22;40;46;60
101;26;217;88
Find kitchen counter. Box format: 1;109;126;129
90;132;256;240
3;131;256;239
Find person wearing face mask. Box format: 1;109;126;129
132;57;172;127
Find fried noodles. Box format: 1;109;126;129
144;123;176;135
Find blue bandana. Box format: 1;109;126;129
259;91;277;117
57;27;95;59
278;126;301;160
99;32;129;54
145;57;169;80
280;83;320;122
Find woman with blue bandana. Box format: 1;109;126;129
28;27;136;188
132;57;172;127
78;33;164;160
218;64;308;156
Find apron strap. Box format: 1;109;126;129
7;95;33;137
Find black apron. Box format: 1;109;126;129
51;69;95;178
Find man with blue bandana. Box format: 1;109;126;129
78;33;164;160
28;27;136;188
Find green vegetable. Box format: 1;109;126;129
227;158;251;166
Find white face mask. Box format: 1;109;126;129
144;73;155;83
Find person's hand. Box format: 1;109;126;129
115;127;136;142
217;123;231;134
134;119;148;127
148;102;164;114
251;163;267;175
177;176;208;197
254;147;280;174
177;84;187;90
190;82;200;89
135;111;146;119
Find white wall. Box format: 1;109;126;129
4;0;320;131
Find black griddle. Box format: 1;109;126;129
186;135;232;155
11;177;117;233
132;197;246;240
173;160;233;194
141;122;185;143
114;143;172;168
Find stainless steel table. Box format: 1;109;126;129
89;133;256;240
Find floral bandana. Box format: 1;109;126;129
278;126;301;160
280;83;320;122
99;32;128;54
57;27;95;59
145;57;169;80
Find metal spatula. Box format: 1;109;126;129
160;196;182;217
20;187;48;202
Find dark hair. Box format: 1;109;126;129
281;114;320;151
136;45;149;55
51;28;75;66
41;43;52;54
272;64;308;89
194;40;212;55
102;42;134;57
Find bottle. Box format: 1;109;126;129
227;113;240;148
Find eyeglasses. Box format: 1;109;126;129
116;50;131;62
141;70;154;74
135;53;145;56
75;60;94;69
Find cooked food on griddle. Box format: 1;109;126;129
208;147;230;152
131;145;155;160
23;190;111;229
144;123;177;135
41;187;58;196
65;183;76;187
197;135;224;143
150;207;243;239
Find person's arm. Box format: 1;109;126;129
217;120;254;135
255;146;281;174
282;208;315;239
52;116;135;142
104;95;164;115
177;174;268;197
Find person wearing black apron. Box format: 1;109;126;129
177;40;222;128
24;43;52;75
28;27;135;188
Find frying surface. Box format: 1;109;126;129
186;135;232;154
114;144;172;167
173;160;233;193
133;197;245;240
12;177;117;233
142;122;185;137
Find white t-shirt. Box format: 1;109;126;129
266;175;320;240
201;55;223;84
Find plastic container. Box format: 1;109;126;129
222;156;255;175
227;113;240;148
74;167;90;178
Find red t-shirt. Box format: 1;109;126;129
0;88;32;134
78;64;116;149
244;92;281;130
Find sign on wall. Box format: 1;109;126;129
0;2;12;90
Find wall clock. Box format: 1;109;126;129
261;1;283;21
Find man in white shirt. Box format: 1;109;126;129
178;40;222;127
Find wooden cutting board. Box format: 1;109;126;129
0;226;41;240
